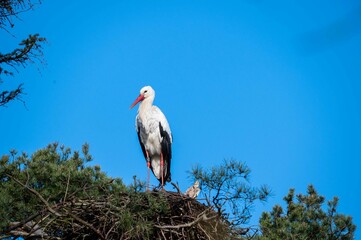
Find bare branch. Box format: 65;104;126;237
0;0;42;30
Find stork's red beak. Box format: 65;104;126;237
130;94;145;109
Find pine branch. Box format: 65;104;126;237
5;173;62;217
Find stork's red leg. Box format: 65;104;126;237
146;151;150;192
160;152;164;190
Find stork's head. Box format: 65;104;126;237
130;86;155;109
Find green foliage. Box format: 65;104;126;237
0;143;125;230
190;159;271;229
119;191;169;238
0;143;204;240
1;145;356;239
258;185;356;240
0;145;262;239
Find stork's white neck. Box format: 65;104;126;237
138;96;154;114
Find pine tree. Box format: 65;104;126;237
1;143;356;239
190;159;271;236
0;143;245;239
258;185;356;239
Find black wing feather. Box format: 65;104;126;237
159;122;172;182
137;125;148;161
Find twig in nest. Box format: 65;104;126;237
63;170;71;203
155;209;217;229
171;182;182;195
198;223;212;240
65;210;106;240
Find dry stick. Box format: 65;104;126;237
6;173;62;217
171;182;182;195
166;228;182;238
63;170;71;203
105;222;117;239
197;223;212;240
155;211;217;229
160;228;167;240
42;215;58;236
65;210;106;240
24;215;47;238
2;230;32;238
6;211;43;232
0;235;12;240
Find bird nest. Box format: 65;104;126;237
4;189;235;240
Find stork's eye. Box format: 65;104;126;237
144;90;148;93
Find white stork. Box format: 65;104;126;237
130;86;172;190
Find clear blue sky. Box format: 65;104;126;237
1;0;361;236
